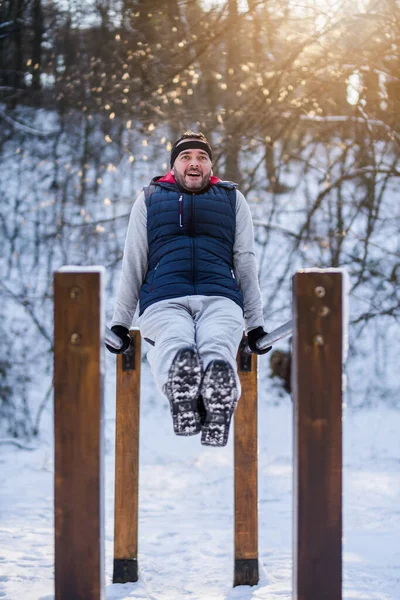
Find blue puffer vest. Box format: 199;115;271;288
138;180;244;315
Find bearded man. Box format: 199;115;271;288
107;131;270;447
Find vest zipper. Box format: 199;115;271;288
191;193;197;293
149;261;159;292
178;194;183;228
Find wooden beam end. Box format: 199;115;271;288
233;558;259;587
113;558;138;583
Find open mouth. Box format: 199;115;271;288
186;171;201;179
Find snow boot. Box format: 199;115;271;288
164;347;203;436
200;360;239;447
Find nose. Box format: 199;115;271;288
189;158;200;169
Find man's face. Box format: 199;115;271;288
172;148;212;192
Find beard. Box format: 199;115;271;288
174;169;211;192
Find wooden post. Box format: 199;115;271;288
113;329;141;583
234;337;259;587
292;270;343;600
54;267;105;600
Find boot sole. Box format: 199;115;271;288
165;348;202;436
200;360;238;447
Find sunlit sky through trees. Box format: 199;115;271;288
44;0;393;112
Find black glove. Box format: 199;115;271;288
247;326;272;355
106;325;131;354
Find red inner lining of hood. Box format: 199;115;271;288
157;171;221;184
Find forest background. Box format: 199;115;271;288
1;0;400;440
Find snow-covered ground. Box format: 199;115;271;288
1;355;400;600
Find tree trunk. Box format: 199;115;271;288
11;0;25;93
224;0;241;184
31;0;43;93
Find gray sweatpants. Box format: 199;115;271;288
138;295;244;395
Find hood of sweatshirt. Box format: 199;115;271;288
153;170;222;185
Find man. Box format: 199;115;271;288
107;131;270;447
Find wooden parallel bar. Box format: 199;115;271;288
54;268;105;600
234;336;259;587
113;329;141;583
292;271;343;600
